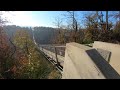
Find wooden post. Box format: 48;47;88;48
42;47;43;51
54;46;60;66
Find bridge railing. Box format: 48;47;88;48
39;45;65;69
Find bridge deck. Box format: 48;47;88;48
38;45;65;73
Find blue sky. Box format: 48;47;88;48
25;11;65;27
1;11;117;28
1;11;88;27
1;11;66;27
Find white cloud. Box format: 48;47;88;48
1;11;40;26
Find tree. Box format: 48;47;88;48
112;21;120;43
106;11;109;31
67;11;78;42
83;12;99;43
111;11;120;22
13;29;61;79
53;17;66;44
0;12;17;79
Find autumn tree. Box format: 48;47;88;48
83;12;99;43
111;21;120;43
0;12;16;79
13;30;35;77
12;29;61;79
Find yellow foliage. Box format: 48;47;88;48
48;69;61;79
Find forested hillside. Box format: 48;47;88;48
0;28;61;79
3;25;59;44
0;25;61;79
33;27;58;44
3;25;33;40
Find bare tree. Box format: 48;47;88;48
53;17;66;44
112;11;120;21
65;11;79;42
53;17;62;29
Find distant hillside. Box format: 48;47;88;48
33;27;58;44
3;25;33;40
2;25;58;44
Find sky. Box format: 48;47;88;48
1;11;117;28
1;11;89;28
1;11;67;27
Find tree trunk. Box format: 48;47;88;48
119;11;120;22
106;11;108;31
